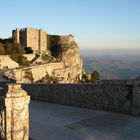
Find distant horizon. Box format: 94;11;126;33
80;48;140;55
0;0;140;50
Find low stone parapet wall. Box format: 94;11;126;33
22;83;140;115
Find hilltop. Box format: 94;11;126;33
0;28;83;83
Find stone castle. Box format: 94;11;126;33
1;28;140;140
0;27;83;83
12;28;75;53
12;28;47;52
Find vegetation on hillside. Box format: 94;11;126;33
47;35;71;60
90;70;100;83
0;43;5;54
10;53;29;66
0;38;25;54
24;47;33;54
81;70;100;83
47;35;60;50
0;37;33;55
0;37;30;66
36;72;58;84
23;69;34;83
41;52;52;62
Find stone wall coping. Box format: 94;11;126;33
21;82;133;86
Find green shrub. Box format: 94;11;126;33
90;70;100;83
24;47;33;54
10;53;30;66
81;71;91;83
60;44;70;52
24;69;34;83
36;72;58;83
41;53;51;61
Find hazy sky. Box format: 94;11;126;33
0;0;140;49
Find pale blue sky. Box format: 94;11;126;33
0;0;140;49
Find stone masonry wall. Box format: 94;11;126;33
0;84;30;140
26;28;39;51
22;83;140;115
12;28;47;52
0;55;19;69
4;41;83;83
4;62;64;83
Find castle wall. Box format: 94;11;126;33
23;54;36;61
59;34;75;44
22;83;140;116
12;28;47;52
4;62;65;83
20;29;27;48
13;28;75;52
0;55;19;69
4;59;83;83
26;28;39;51
4;36;83;83
12;28;20;43
48;34;75;47
39;29;47;52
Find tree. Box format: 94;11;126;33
24;69;34;83
0;37;13;44
41;52;51;62
90;70;100;83
5;43;13;54
36;72;58;83
17;55;29;66
13;43;24;54
81;71;91;83
60;44;70;52
10;53;29;66
50;44;62;59
10;53;19;62
0;43;5;55
24;47;33;54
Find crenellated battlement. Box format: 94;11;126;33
0;55;10;58
12;27;47;52
17;27;46;32
12;27;74;54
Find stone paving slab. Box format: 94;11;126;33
30;100;140;140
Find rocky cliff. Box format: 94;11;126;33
4;35;83;83
52;41;83;83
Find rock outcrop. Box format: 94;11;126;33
4;35;83;83
53;41;83;83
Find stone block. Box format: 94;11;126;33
0;84;30;140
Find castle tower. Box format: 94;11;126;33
12;28;20;44
39;29;47;52
12;28;47;53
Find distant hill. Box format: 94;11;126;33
81;49;140;80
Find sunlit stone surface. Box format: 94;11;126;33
0;84;30;140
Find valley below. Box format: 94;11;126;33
81;49;140;80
